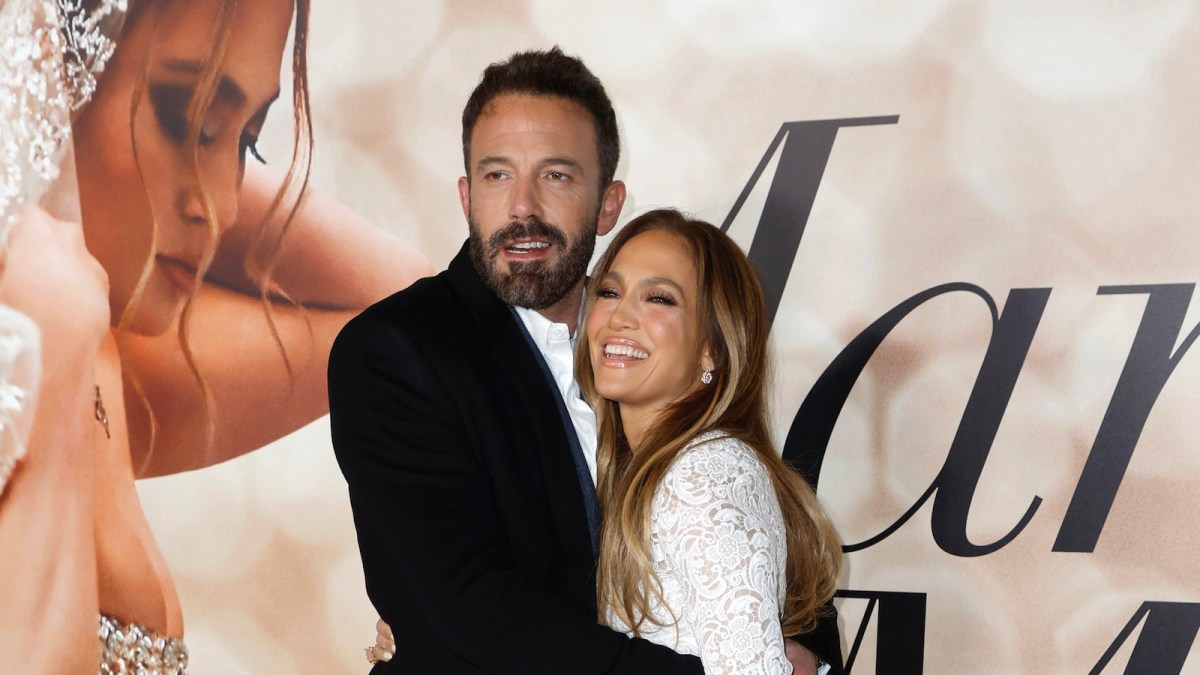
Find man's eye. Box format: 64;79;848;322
548;171;568;181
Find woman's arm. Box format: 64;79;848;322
0;207;109;673
207;163;434;308
117;279;353;476
121;166;433;477
656;437;793;675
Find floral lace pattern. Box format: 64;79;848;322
0;308;41;496
0;0;124;240
0;0;72;239
608;431;791;675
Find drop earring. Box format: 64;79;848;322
700;370;713;385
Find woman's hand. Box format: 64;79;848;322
785;639;821;675
365;617;395;664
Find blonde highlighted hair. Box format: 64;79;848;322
575;208;842;637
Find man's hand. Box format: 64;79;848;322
785;638;820;675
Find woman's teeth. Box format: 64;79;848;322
604;344;648;359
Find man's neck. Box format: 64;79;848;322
531;279;585;337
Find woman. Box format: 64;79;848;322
576;208;842;674
369;209;840;672
0;0;430;671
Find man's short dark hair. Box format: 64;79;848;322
462;47;620;189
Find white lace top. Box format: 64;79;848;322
607;431;791;675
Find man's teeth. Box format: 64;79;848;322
604;344;648;359
507;241;550;251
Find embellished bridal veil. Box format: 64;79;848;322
0;0;126;496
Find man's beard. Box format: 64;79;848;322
468;213;598;310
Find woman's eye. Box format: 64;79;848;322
241;134;266;164
646;293;677;306
596;287;619;299
149;85;191;143
150;84;224;148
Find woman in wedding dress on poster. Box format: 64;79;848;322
0;0;430;671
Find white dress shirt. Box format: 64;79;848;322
513;304;597;484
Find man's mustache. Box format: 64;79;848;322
486;217;568;253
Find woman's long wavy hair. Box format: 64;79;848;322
576;208;842;637
82;0;313;467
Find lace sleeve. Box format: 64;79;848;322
653;435;791;675
0;306;40;496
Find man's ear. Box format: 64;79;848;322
457;176;471;221
596;180;626;236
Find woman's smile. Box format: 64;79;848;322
586;228;706;428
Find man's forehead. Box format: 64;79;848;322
468;94;601;174
474;94;596;141
479;92;589;118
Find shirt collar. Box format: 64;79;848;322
512;286;585;351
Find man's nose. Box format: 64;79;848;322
507;175;541;221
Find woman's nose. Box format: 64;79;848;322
179;153;241;234
607;296;637;330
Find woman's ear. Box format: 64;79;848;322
700;352;715;373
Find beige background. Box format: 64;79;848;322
137;1;1200;672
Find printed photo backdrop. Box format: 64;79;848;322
136;1;1200;671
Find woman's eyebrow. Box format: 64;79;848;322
604;270;686;295
640;277;686;294
162;59;280;109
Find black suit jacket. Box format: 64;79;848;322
329;243;704;674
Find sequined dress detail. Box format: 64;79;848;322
99;613;189;675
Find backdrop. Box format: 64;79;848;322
136;1;1200;672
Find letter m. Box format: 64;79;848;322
1091;602;1200;674
836;590;926;674
720;116;899;330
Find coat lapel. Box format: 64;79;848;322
446;244;596;590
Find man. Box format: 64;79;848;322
329;48;840;674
